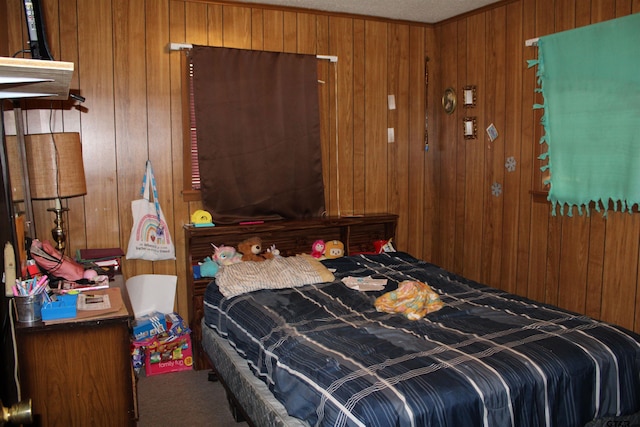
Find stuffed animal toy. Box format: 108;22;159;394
324;240;344;259
311;240;325;258
211;244;242;266
199;257;219;277
266;244;281;258
374;238;396;253
238;237;274;262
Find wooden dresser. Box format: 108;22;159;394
184;213;398;369
14;276;137;427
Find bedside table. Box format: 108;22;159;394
14;275;137;427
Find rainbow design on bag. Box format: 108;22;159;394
126;160;176;261
134;213;172;246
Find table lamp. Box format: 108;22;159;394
24;132;87;253
0;398;32;426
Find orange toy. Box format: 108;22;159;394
324;240;344;259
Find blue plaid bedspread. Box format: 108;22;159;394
203;252;640;427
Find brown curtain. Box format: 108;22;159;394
190;46;325;224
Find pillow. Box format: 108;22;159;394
215;254;335;298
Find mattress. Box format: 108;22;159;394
202;252;640;427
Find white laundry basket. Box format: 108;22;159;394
125;274;177;318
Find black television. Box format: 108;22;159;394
23;0;53;60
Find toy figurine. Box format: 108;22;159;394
266;244;281;258
374;238;396;253
311;240;325;258
324;240;344;259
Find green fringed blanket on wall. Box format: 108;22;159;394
528;13;640;216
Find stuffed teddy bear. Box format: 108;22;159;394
238;236;274;262
324;240;344;259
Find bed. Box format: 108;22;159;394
201;251;640;427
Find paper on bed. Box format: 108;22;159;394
341;276;387;291
215;254;335;298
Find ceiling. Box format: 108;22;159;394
233;0;503;24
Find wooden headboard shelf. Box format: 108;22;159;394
184;213;398;369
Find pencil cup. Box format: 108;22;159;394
14;294;44;323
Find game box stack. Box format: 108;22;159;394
131;312;193;376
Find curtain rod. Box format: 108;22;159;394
168;43;338;62
525;37;539;47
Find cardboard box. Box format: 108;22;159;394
132;311;167;340
144;332;193;376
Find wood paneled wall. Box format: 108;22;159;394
433;0;640;332
4;0;640;334
2;0;434;319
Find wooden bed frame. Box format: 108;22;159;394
184;213;398;370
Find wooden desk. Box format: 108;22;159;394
14;275;137;426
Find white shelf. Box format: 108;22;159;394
0;56;74;100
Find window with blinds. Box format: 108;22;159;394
188;61;200;191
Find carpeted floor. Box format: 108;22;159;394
136;368;249;426
137;368;640;427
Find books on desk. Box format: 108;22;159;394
94;258;120;268
57;280;110;293
76;247;124;276
77;247;125;261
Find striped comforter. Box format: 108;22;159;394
203;252;640;427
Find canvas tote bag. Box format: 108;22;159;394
126;161;175;261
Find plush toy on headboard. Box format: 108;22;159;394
311;240;325;258
266;244;281;258
238;237;274;262
211;244;242;266
324;240;344;259
374;238;396;253
199;257;219;277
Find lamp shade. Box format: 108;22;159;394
24;132;87;200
